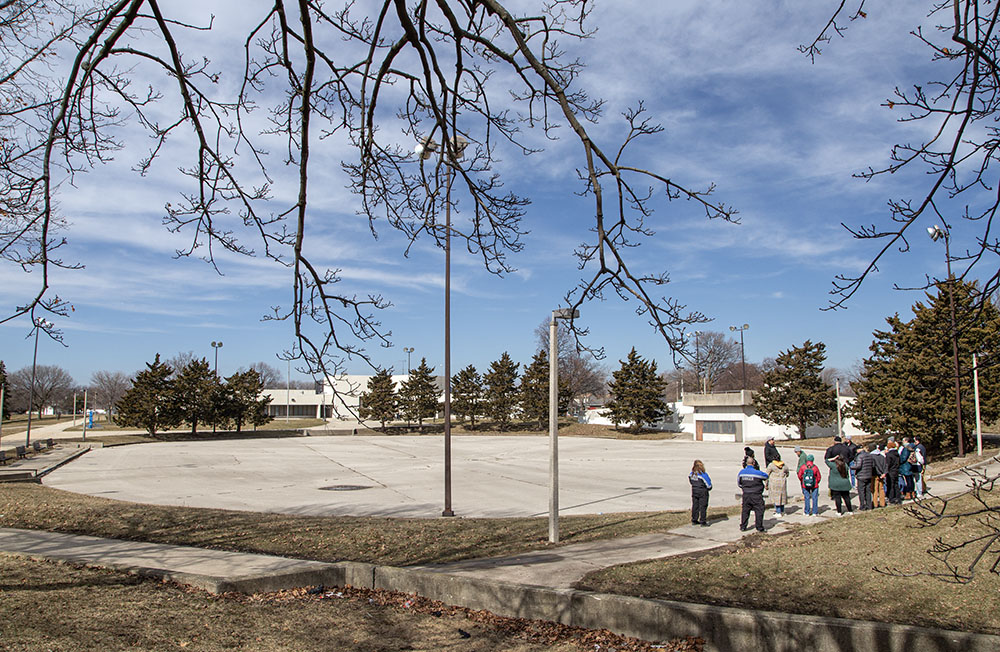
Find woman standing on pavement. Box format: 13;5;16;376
825;455;854;515
689;460;712;527
765;456;789;517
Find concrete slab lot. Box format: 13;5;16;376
44;437;755;518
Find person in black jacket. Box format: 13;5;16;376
885;440;901;504
853;444;875;511
689;460;713;527
825;436;850;463
764;437;780;466
738;466;770;532
845;435;859;487
742;447;759;470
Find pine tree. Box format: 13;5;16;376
398;358;439;427
172;358;219;434
605;348;668;433
520;351;551;429
359;369;397;429
483;352;520;431
115;354;180;437
451;365;483;429
851;281;1000;454
753;340;837;439
218;369;272;432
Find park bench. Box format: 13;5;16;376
46;438;54;448
0;450;6;465
16;446;27;459
32;441;43;453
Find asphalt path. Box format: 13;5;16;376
42;436;773;518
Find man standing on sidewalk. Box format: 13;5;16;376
738;465;770;532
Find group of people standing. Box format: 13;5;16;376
688;434;930;529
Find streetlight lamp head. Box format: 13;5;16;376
415;137;437;160
552;308;579;320
927;225;944;241
729;326;735;332
743;323;749;329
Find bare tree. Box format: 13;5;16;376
690;331;740;392
7;364;75;418
165;352;197;377
89;370;131;415
0;0;735;408
241;362;282;389
533;317;605;409
806;2;1000;313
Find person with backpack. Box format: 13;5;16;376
738;465;770;532
797;454;822;516
689;460;713;527
899;439;915;500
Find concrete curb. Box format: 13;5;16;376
16;541;993;652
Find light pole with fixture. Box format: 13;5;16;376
927;224;965;457
729;323;749;389
693;331;702;394
211;341;223;434
404;347;414;374
416;133;468;518
549;307;579;543
25;317;52;447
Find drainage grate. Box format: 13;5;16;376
319;485;371;492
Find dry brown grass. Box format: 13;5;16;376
0;483;699;567
576;495;1000;635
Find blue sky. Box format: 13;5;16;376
0;1;967;386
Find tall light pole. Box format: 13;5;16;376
729;323;749;389
928;224;965;457
211;341;223;434
549;307;579;544
416;133;468;518
404;347;414;374
25;317;52;447
693;331;702;394
285;358;291;422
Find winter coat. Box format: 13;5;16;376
852;451;875;480
738;467;769;497
797;461;822;489
846;441;859;463
766;461;789;506
689;471;712;494
742;455;760;470
796;450;808;472
872;452;887;476
886;449;900;475
825;442;850;461
825;458;852;492
764;441;781;466
899;445;913;477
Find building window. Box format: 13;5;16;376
701;420;738;435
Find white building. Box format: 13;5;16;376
261;374;443;419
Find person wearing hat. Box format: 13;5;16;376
797;454;822;515
742;447;759;470
764;437;780;467
794;445;807;473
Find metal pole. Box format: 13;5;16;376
0;384;5;446
25;320;42;448
82;389;88;441
739;330;747;389
72;391;77;427
943;235;966;457
974;353;982;457
286;359;290;422
836;379;842;438
549;314;560;543
442;164;454;518
694;332;701;394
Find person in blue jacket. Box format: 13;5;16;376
738;465;770;532
689;460;713;526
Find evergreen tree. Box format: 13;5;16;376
753;340;837;439
359;369;397;429
115;354;180;437
520;351;551;429
851;281;1000;454
451;365;484;429
172;358;219;434
483;352;520;431
398;358;439;427
606;348;668;433
218;369;272;432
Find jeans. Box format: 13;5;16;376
913;471;923;497
802;487;819;515
850;467;856;488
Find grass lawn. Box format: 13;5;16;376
0;483;710;566
576;494;1000;635
0;555;700;652
0;414;75;437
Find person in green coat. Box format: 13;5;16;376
794;446;808;473
825;455;854;515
